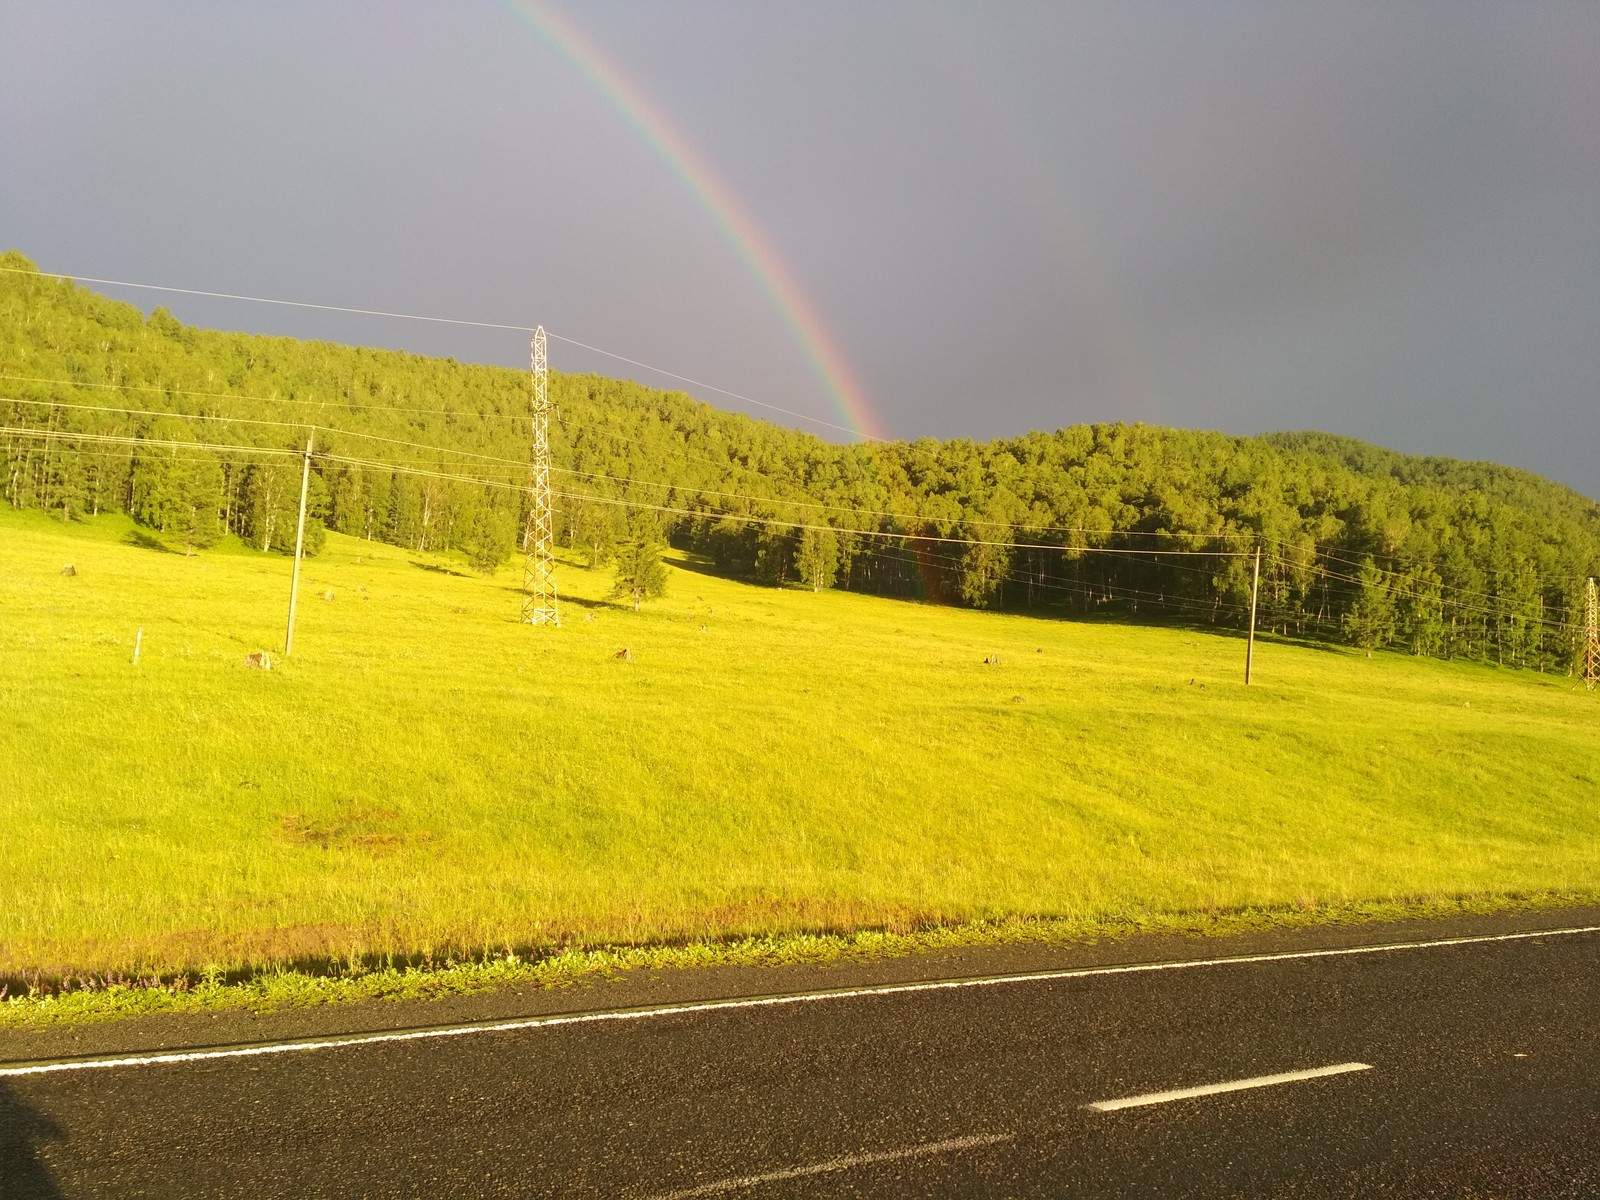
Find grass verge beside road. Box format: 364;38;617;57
2;505;1596;1021
5;893;1591;1029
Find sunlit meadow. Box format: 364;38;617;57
2;505;1596;980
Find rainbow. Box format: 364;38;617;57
508;2;885;441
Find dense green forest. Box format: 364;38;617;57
3;250;1597;670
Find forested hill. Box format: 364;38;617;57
3;250;1597;671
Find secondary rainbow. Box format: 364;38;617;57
509;2;884;442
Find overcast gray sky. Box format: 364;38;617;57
2;2;1595;494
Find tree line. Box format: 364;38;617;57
3;250;1597;672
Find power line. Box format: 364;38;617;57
1268;553;1572;633
842;535;1251;622
0;266;532;334
7;372;1573;592
1;384;1268;543
544;331;866;438
0;424;298;461
9;267;1594;597
9;431;1579;641
16;431;1248;623
10;421;1558;629
1258;532;1560;609
10;371;1571;578
3;422;1245;559
0;265;868;438
312;449;1253;558
4;416;1582;634
1280;557;1555;627
0;372;530;423
3;395;528;470
4;395;315;435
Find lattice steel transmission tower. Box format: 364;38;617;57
1582;577;1599;691
521;326;559;626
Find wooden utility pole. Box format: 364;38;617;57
1245;542;1262;685
284;435;313;657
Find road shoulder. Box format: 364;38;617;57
4;902;1595;1067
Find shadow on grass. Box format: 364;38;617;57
0;1082;65;1199
409;559;473;579
564;592;639;613
513;544;1363;656
666;554;748;585
1004;608;1352;655
663;549;1295;642
122;529;177;554
1252;630;1354;656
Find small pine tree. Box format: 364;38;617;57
45;444;90;522
462;505;514;576
1400;565;1445;657
1343;556;1396;652
173;454;224;556
1498;561;1544;669
132;448;181;534
609;516;669;610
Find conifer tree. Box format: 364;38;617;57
45;444;89;521
609;515;669;610
131;419;200;535
1400;565;1445;657
1344;557;1396;651
173;453;224;556
461;503;514;576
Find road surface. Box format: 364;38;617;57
2;914;1597;1197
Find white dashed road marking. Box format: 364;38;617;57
646;1133;1015;1198
2;925;1593;1078
1086;1061;1374;1112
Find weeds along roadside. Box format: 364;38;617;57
4;893;1596;1030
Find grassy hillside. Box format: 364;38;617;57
3;504;1596;983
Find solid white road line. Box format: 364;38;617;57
2;923;1594;1078
1086;1061;1374;1112
647;1132;1014;1198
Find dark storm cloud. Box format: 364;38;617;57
1;2;1594;494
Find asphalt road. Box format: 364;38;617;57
3;920;1597;1198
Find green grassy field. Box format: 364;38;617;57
2;503;1596;986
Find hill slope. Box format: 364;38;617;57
2;505;1596;984
3;250;1597;673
